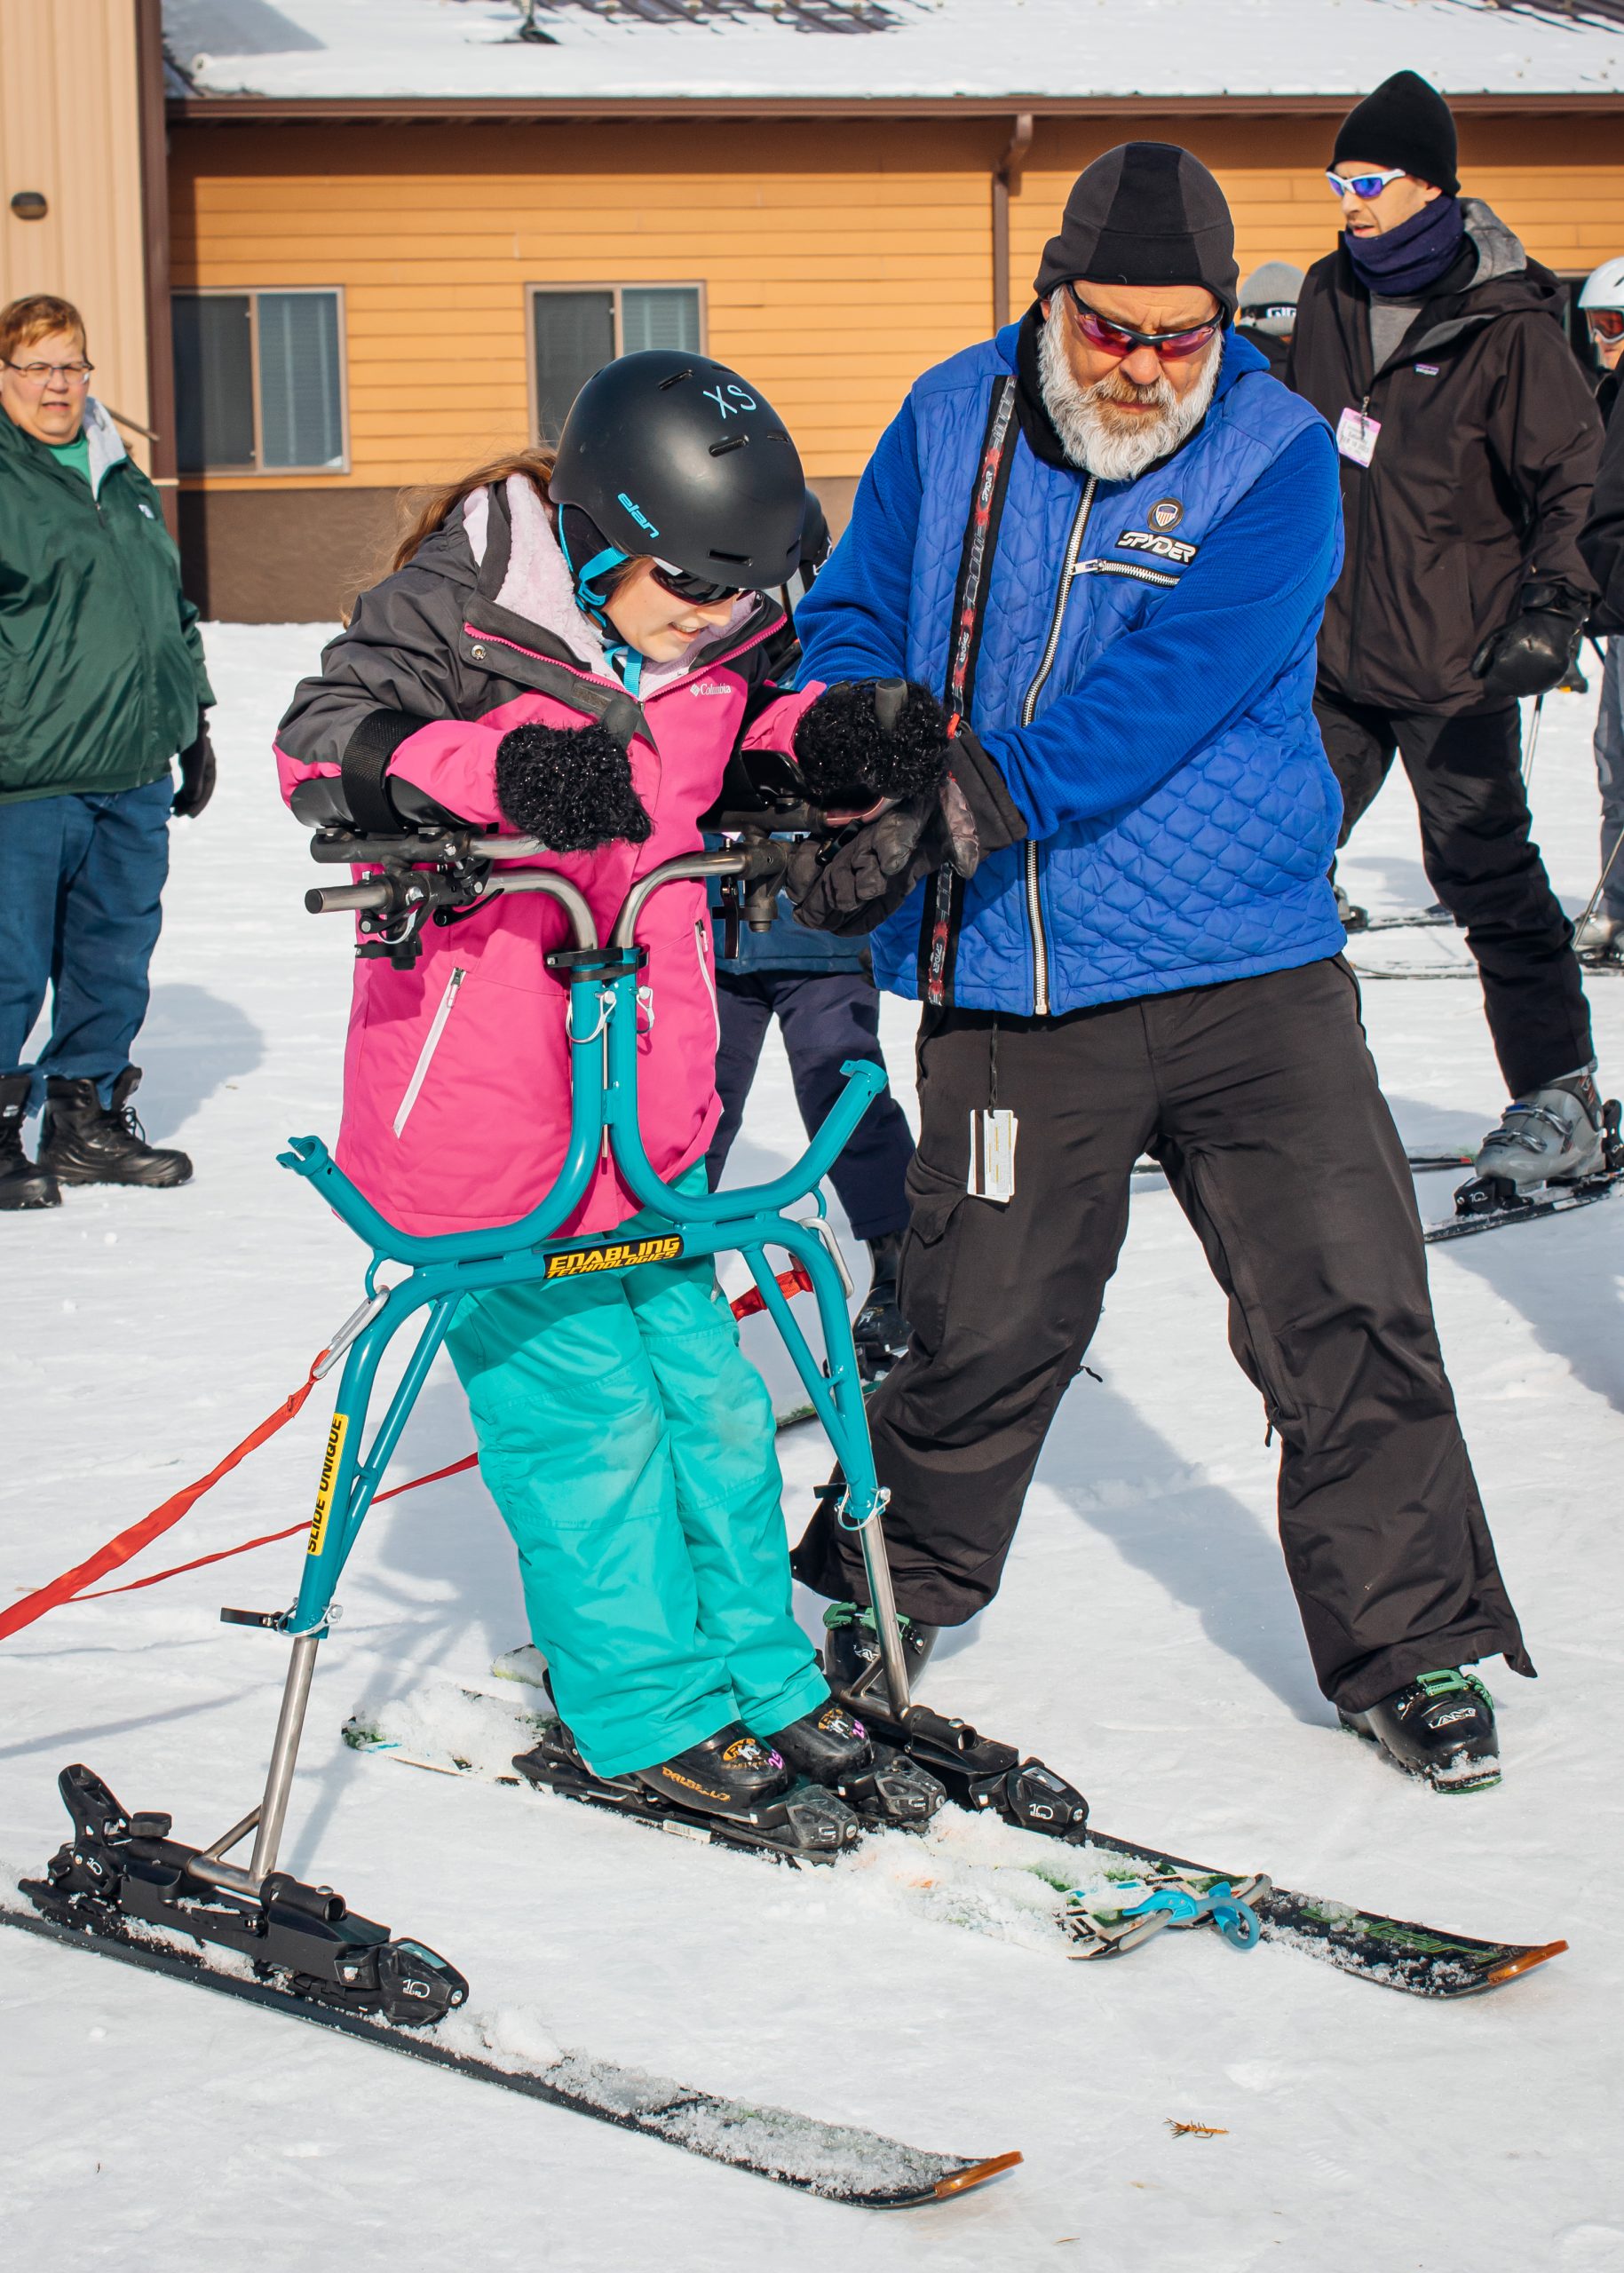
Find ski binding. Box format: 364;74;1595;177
1063;1872;1268;1960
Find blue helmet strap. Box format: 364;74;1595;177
558;504;642;693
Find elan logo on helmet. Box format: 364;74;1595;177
617;491;660;536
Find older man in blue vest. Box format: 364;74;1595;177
785;145;1531;1796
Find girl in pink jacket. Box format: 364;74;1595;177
275;354;947;1851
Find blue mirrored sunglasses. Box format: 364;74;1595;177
1326;166;1409;201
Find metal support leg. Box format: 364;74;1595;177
247;1633;322;1883
852;1499;913;1715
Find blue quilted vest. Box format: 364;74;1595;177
868;327;1346;1013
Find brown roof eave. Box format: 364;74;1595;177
166;89;1624;126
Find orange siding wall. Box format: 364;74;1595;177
0;1;152;470
172;111;1624;502
170;120;1005;492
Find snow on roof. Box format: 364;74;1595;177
165;0;1624;104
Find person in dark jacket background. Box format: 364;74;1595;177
786;145;1531;1799
0;294;215;1208
1235;260;1303;378
1288;74;1606;1197
1575;257;1624;958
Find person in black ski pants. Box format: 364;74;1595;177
1288;72;1606;1199
781;142;1531;1798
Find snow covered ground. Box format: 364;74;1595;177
4;623;1622;2270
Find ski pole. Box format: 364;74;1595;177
1522;692;1545;788
1576;821;1624;936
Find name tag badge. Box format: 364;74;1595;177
1336;406;1381;466
969;1109;1018;1205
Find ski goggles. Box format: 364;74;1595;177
1587;309;1624;342
1063;285;1222;361
650;558;744;606
1325;165;1410;200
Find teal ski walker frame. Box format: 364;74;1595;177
202;836;916;1901
16;821;1085;2051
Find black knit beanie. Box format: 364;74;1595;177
1034;143;1239;320
1332;71;1460;196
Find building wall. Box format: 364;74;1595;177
0;3;152;471
170;108;1624;621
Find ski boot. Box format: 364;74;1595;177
1456;1065;1612;1216
0;1074;59;1210
1339;1669;1501;1794
761;1699;947;1827
1575;912;1624;964
512;1717;861;1861
822;1600;939;1712
38;1067;193;1188
852;1232;910;1382
1333;883;1368;934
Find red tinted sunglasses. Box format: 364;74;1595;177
1065;283;1222;361
650;559;744;606
1588;309;1624;343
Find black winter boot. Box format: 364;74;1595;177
760;1697;947;1826
852;1231;910;1380
0;1074;59;1209
38;1068;192;1188
1340;1668;1501;1794
630;1723;794;1816
822;1601;939;1711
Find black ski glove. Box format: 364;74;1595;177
494;719;653;851
172;709;217;820
793;677;955;809
785;726;1027;937
1470;580;1588;701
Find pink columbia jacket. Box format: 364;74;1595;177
274;474;818;1239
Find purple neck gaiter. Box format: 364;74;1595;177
1345;194;1466;297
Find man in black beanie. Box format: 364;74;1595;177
780;141;1532;1802
1290;71;1606;1200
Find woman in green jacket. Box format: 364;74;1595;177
0;294;215;1208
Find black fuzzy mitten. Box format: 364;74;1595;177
793;678;952;809
495;720;653;850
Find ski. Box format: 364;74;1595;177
1423;1168;1624;1243
1077;1832;1565;1998
348;1688;1564;2000
1347;907;1454;933
0;1900;1015;2206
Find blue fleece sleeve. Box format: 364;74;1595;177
981;423;1343;839
791;396;923;686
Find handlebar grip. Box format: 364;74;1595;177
305;880;394;915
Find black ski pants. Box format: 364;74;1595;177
706;968;914;1243
1315;686;1593;1098
791;959;1532;1715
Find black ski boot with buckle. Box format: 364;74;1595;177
1339;1668;1501;1794
37;1067;193;1189
0;1074;59;1209
512;1716;862;1861
760;1699;946;1827
821;1600;939;1712
852;1231;910;1381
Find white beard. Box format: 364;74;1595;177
1037;301;1222;483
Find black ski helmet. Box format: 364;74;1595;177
550;351;804;592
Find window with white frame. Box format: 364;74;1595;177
172;289;347;474
529;284;704;442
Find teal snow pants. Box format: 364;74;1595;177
446;1176;829;1778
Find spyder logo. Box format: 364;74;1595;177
705;384;757;419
